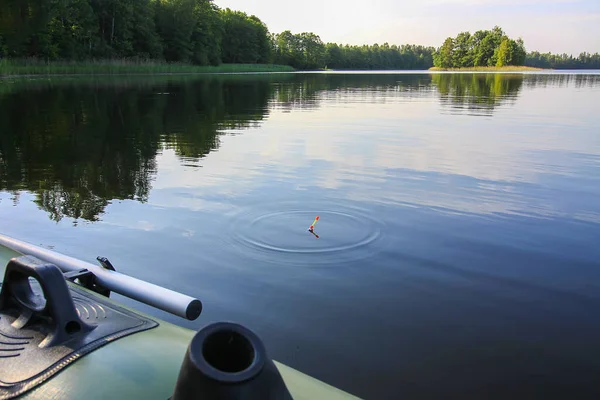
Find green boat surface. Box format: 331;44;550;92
0;241;360;399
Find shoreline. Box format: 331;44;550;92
428;66;546;72
3;61;597;79
0;60;295;77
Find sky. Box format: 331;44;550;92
212;0;600;55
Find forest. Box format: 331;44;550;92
525;51;600;69
0;0;433;70
0;0;598;70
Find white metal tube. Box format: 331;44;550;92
0;233;202;320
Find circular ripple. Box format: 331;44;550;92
227;202;385;265
240;210;379;253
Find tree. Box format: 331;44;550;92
154;0;196;63
220;9;270;64
495;37;512;67
433;37;454;68
272;30;303;68
298;32;325;69
325;43;343;69
525;50;600;69
513;38;526;65
190;1;223;65
130;0;163;59
89;0;136;57
52;0;98;60
0;0;57;58
453;32;472;67
496;37;527;67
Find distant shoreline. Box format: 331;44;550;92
428;66;546;72
4;60;595;78
0;60;295;77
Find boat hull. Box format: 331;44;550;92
0;244;358;400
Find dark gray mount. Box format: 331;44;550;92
1;255;297;400
0;255;158;399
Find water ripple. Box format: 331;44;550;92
227;202;385;265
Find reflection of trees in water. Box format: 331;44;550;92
2;72;598;222
276;73;600;113
270;73;434;111
36;188;108;224
522;73;600;89
431;73;524;116
0;76;276;222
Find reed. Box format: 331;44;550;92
0;58;295;76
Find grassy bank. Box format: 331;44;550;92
429;66;545;72
0;58;295;76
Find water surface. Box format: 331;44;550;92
1;71;600;399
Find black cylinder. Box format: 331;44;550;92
172;321;292;400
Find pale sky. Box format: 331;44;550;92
213;0;600;55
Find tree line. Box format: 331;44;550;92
0;3;597;70
0;0;247;65
0;0;434;70
525;52;600;69
271;31;434;70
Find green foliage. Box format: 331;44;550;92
0;0;435;71
220;9;270;64
0;0;222;65
2;5;594;72
496;37;526;67
131;0;163;59
434;26;526;69
273;31;434;70
190;1;223;65
300;32;326;69
272;30;326;69
0;35;6;56
433;37;454;68
154;0;197;63
331;43;434;70
525;51;600;69
452;32;472;67
0;58;293;76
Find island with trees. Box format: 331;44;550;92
0;0;598;75
430;26;600;71
431;26;530;70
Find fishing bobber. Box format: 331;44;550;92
308;216;320;230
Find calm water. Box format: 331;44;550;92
1;71;600;399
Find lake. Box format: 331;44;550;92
1;71;600;399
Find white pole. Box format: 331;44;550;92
0;233;202;320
